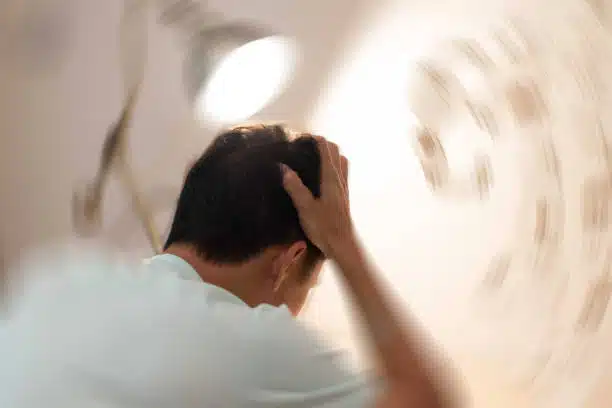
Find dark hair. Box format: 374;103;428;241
164;124;323;270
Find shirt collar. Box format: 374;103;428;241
144;254;203;282
143;254;249;307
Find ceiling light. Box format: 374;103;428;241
184;24;297;124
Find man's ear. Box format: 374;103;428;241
272;241;307;291
285;241;307;264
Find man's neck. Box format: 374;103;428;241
163;244;269;308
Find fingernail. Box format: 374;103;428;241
279;163;289;175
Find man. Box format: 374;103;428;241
0;124;458;407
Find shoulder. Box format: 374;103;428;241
238;305;379;407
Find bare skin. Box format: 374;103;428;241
282;136;458;408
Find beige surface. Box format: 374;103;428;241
309;0;612;406
0;0;374;261
3;0;612;407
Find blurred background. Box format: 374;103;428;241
2;0;612;407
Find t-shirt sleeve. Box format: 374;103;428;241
244;309;381;408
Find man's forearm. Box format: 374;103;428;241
329;236;450;407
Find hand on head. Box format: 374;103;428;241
281;136;354;257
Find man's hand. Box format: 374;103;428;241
281;136;354;257
282;138;456;408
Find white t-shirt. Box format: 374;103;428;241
0;252;377;408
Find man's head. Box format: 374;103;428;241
164;124;324;315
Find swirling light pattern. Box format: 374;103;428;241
413;2;612;405
310;0;612;406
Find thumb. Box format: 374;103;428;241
280;164;313;210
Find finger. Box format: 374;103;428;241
313;135;326;145
280;164;314;210
314;136;332;179
339;155;350;206
340;155;349;186
314;136;342;180
327;140;340;161
326;143;345;190
340;156;350;198
325;141;341;171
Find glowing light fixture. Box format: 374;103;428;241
162;1;298;123
185;26;296;123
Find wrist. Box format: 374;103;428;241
326;232;362;265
